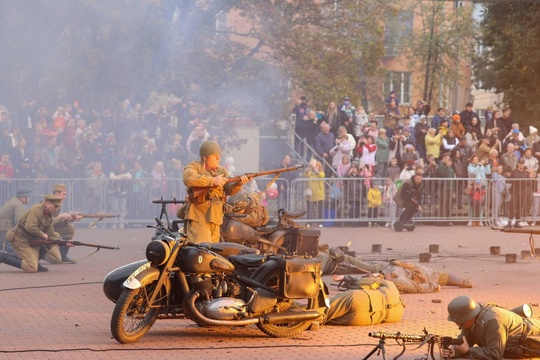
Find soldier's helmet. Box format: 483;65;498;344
199;140;221;157
227;193;251;212
447;295;481;326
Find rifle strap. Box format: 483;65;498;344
69;248;101;262
262;173;281;193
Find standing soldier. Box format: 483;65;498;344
0;194;71;272
179;140;249;243
0;187;31;253
51;183;81;263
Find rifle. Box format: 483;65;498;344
76;213;119;219
189;165;305;204
496;228;540;259
441;336;464;349
496;228;540;235
366;329;461;360
521;337;540;357
30;238;119;250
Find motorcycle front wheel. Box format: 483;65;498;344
256;267;319;338
110;282;165;343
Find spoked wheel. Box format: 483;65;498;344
255;267;318;338
110;282;166;343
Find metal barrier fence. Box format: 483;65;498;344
0;177;290;227
2;176;538;227
289;177;540;227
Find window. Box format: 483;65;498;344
215;11;228;31
384;10;413;57
384;72;412;105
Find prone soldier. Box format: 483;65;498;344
320;246;472;293
324;277;405;326
444;295;540;359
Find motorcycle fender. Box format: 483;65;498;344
249;258;281;283
123;263;164;290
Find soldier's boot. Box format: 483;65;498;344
60;244;76;264
37;246;49;272
447;275;473;288
0;250;23;269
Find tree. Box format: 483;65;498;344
0;0;402;154
400;0;474;110
475;2;540;122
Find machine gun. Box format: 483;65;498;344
520;337;540;357
30;238;119;250
189;165;305;205
151;197;185;232
365;329;461;360
496;228;540;259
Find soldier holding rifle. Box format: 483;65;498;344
179;140;303;243
0;194;69;272
179;140;250;243
50;183;81;264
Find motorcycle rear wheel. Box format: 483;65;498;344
110;282;165;343
255;267;318;338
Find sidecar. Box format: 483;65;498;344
103;259;147;303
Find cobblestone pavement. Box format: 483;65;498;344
1;224;540;360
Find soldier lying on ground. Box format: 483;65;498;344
444;295;540;359
318;246;472;293
323;277;405;326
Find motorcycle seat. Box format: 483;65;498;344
229;253;267;268
279;209;305;219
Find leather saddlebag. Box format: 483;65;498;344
278;257;321;299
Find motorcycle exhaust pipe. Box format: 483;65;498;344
261;310;322;324
185;292;322;327
185;292;260;327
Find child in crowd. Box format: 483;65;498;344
468;181;486;226
382;177;397;228
386;157;400;180
337;155;351;178
492;165;508;227
367;182;382;227
359;163;373;206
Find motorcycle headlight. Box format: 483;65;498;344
145;240;171;266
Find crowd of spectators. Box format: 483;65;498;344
295;93;540;227
0;99;215;183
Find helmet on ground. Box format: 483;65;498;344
199;140;221;157
227;193;250;212
447;295;481;326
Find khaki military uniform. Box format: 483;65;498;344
0;197;27;251
317;250;387;275
459;304;540;359
5;203;62;272
325;278;405;326
181;161;242;243
381;262;441;293
226;193;269;228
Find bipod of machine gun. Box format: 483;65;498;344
365;328;462;360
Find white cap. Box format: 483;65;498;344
530;126;538;135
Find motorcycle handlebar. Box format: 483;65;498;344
155;217;174;236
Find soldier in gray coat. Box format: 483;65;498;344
0;187;31;253
444;295;540;359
